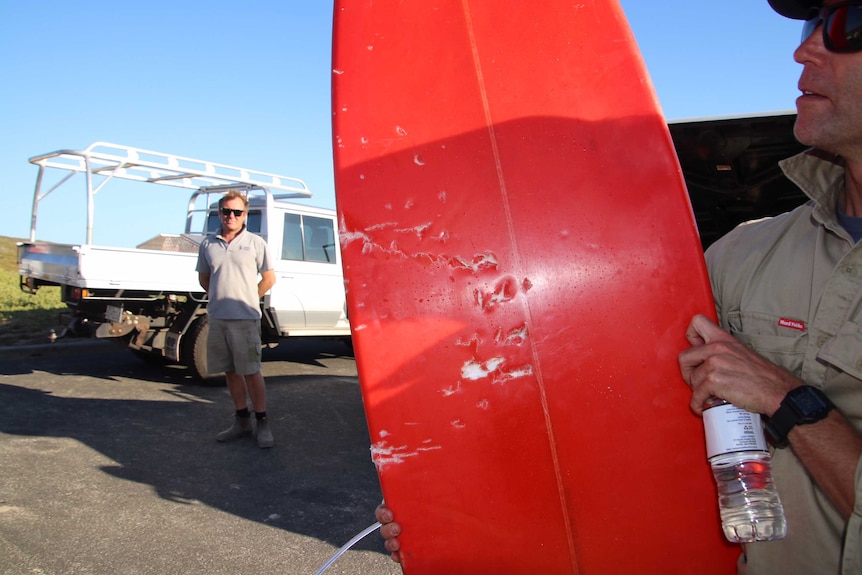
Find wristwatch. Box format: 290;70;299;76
765;385;835;448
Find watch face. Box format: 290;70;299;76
790;387;833;419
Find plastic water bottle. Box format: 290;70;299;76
702;398;786;543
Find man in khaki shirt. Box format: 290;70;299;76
679;1;862;573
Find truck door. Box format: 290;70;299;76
269;210;346;332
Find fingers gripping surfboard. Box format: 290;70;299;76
332;1;739;573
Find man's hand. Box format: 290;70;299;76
375;502;403;564
678;314;801;417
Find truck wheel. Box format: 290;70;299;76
182;315;222;384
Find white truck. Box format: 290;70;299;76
17;142;350;380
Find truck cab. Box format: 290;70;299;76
17;142;350;380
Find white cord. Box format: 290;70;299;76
314;521;382;575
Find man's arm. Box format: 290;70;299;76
258;269;275;297
679;314;862;519
199;273;210;293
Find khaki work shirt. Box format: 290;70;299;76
706;150;862;575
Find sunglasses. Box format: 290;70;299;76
802;1;862;53
220;208;246;217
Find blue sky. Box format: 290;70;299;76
0;1;802;248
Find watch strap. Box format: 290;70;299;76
765;386;834;448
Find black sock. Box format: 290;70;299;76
255;411;267;420
236;408;250;419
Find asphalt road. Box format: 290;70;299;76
0;338;402;575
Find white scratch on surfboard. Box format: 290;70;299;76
332;69;344;75
495;323;529;345
371;440;442;469
448;251;498;272
455;334;481;347
493;364;534;384
394;222;433;239
474;276;518;311
366;221;399;231
339;229;376;255
451;420;466;429
461;357;505;380
434;230;450;243
476;399;490;410
438;190;447;203
440;382;461;396
396;126;407;136
461;356;534;385
341;218;508;275
414;154;425;166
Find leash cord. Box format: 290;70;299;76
314;521;382;574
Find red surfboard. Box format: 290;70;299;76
332;1;739;573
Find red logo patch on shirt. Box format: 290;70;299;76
778;318;806;332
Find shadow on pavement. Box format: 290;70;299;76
0;338;385;552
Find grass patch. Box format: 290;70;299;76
0;236;67;346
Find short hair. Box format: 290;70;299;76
218;190;249;209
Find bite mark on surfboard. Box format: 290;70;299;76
340;216;501;271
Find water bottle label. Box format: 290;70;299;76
703;403;768;459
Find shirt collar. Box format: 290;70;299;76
216;224;247;242
779;149;848;237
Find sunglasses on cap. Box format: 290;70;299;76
802;1;862;52
220;208;245;217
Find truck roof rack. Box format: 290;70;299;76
29;142;312;196
27;142;313;244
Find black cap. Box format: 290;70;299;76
768;0;819;19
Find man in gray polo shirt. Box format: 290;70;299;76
197;191;276;448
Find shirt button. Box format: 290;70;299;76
845;265;856;276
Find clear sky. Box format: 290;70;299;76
0;1;803;248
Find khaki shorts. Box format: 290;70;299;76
206;318;262;376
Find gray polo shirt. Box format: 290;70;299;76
196;227;273;320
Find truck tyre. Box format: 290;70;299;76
182;315;222;384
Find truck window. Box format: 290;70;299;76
304;216;336;263
282;213;304;260
281;213;336;263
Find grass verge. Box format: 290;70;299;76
0;236;67;346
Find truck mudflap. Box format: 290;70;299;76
261;303;280;347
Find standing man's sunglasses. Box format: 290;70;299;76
220;208;245;217
802;1;862;52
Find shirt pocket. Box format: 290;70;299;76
818;320;862;381
726;311;807;376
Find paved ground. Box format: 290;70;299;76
0;339;402;575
